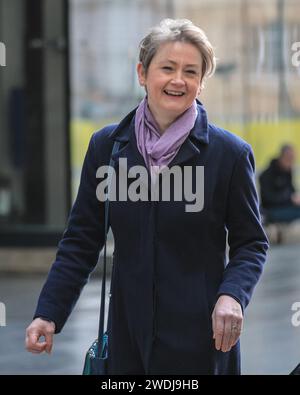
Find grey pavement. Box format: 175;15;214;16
241;243;300;375
0;243;300;375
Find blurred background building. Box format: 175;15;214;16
0;0;69;250
70;0;300;177
0;0;300;266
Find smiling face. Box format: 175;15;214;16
137;41;203;130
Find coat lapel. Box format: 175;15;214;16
110;113;147;170
109;111;152;190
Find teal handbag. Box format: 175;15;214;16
82;141;120;375
82;334;108;375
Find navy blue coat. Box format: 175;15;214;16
34;101;268;375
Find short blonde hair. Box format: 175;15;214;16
138;18;217;88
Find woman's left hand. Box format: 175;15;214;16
211;295;243;352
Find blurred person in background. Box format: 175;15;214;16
259;144;300;223
25;18;268;375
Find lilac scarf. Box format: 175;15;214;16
135;97;198;178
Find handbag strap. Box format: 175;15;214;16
97;140;120;357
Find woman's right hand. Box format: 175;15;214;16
25;318;56;354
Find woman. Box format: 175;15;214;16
26;18;268;375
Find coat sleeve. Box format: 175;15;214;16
33;133;106;333
217;143;269;312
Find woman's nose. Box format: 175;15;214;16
170;71;185;85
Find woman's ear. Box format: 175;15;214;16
137;62;146;87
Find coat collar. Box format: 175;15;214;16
109;99;209;167
109;99;209;145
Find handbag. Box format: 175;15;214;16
82;140;120;375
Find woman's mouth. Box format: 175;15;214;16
163;90;185;97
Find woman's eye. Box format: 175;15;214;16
186;70;196;74
162;66;173;71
